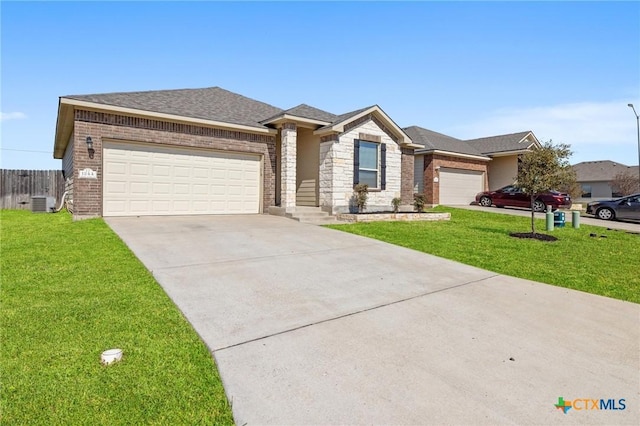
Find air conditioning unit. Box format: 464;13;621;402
31;196;56;213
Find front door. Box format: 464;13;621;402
295;130;320;207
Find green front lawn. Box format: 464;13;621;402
0;210;234;425
328;207;640;304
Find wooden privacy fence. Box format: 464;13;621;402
0;170;65;210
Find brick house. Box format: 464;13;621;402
54;87;421;219
53;86;539;219
408;128;541;205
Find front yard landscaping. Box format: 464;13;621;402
328;206;640;304
0;210;234;425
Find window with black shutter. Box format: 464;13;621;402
354;139;385;190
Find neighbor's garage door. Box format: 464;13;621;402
439;168;484;205
103;142;261;216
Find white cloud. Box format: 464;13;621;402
0;112;27;121
448;100;639;146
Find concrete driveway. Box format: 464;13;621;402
106;215;639;425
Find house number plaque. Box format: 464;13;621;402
79;168;97;179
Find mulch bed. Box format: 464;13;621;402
509;232;558;242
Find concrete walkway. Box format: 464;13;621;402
106;215;639;425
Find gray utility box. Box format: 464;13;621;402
31;196;56;213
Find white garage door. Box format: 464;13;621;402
439;168;484;205
103;142;261;216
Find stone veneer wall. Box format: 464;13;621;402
280;122;297;210
319;134;337;211
320;119;402;214
71;110;276;219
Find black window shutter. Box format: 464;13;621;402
353;139;360;186
380;144;386;190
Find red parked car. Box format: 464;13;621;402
475;185;571;212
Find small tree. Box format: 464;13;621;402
611;170;640;196
353;184;368;213
517;141;576;234
559;179;582;202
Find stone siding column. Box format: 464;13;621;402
280;123;297;210
319;133;338;213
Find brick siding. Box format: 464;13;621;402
72;111;276;218
401;148;415;204
422;154;488;205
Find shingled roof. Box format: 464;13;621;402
404;126;488;158
280;104;337;123
64;87;283;129
314;106;375;132
572;160;638;182
465;131;535;155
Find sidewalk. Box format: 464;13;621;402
451;204;640;233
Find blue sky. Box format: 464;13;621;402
2;1;639;170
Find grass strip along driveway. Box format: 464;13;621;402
328;207;640;304
0;210;233;425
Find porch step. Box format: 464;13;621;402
269;206;340;225
294;216;343;225
289;207;331;223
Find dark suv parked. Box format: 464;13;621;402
475;185;572;212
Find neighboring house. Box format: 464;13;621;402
572;160;640;201
53;87;421;219
465;131;541;190
407;128;541;205
405;126;490;206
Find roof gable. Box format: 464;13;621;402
315;105;416;146
260;103;338;127
404;126;487;158
281;104;337;123
63;87;283;129
465;131;537;155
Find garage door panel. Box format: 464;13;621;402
172;200;191;211
130;199;151;213
193;200;210;211
152;182;171;195
150;199;171;212
107;162;127;175
103;142;260;216
174;166;191;178
130;182;150;194
191;184;208;195
105;181;127;194
152;165;171;178
105;200;126;215
173;183;190;195
131;151;151;161
211;169;227;180
440;168;484;205
212;185;226;196
194;167;211;179
129;163;149;176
